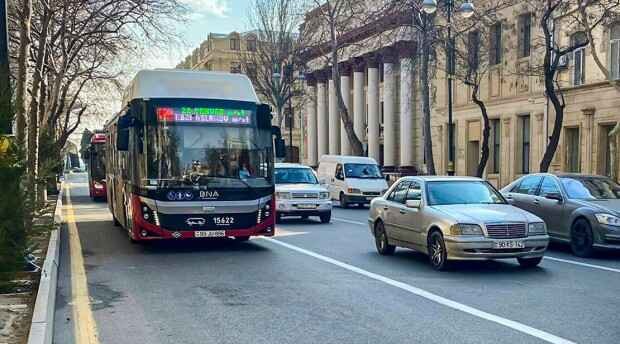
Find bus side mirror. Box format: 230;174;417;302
275;138;286;158
257;103;272;129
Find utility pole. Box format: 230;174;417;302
0;0;11;135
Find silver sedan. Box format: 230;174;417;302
368;176;549;270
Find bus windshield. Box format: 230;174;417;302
147;122;273;188
89;144;106;181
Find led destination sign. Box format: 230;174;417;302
156;107;252;125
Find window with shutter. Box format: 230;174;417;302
518;14;531;58
489;23;502;65
572;32;587;86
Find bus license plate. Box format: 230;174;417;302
194;230;226;238
493;240;524;249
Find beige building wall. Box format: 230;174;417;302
431;5;620;187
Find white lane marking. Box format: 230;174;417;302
332;217;366;226
544;256;620;273
263;237;575;344
335;218;620;274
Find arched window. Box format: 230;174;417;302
610;23;620;80
571;32;587;86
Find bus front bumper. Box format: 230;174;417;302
132;217;276;241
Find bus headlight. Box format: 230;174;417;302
140;202;159;226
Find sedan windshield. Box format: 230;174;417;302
560;177;620;200
344;163;382;179
275;168;318;184
427;181;506;205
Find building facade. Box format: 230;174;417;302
300;4;620;186
175;32;303;159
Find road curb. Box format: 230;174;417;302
27;184;63;344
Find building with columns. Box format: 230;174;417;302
300;4;619;187
301;4;424;174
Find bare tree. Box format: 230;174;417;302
9;0;185;217
526;0;620;172
241;0;303;131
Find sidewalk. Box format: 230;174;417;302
0;194;61;344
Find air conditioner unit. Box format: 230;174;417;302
557;55;569;69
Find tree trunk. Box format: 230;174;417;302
15;0;33;144
420;25;436;175
540;76;564;172
472;84;490;178
26;5;51;220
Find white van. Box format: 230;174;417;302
317;155;389;208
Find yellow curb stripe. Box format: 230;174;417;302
65;185;101;344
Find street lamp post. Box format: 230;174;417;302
422;0;474;176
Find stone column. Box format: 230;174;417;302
367;56;381;162
353;59;366;154
582;107;595;174
382;48;397;170
340;65;352;155
399;51;415;170
306;75;318;167
316;73;329;159
328;77;340;154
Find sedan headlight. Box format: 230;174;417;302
347;188;361;194
528;222;547;235
276;192;291;200
450;223;483;236
320;192;330;199
595;213;620;227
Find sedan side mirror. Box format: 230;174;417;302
406;200;421;209
544;192;563;202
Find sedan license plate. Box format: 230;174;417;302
297;204;317;209
493;240;525;249
194;230;226;238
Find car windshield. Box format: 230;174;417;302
427;181;506;205
275;168;318;184
560;177;620;200
344;163;382;179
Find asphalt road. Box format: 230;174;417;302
54;172;620;344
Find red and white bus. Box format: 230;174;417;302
104;70;285;242
86;132;107;201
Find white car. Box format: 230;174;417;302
275;163;332;223
317;155;389;208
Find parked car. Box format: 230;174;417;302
275;163;332;223
317;155;389;208
501;173;620;257
368;176;549;270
